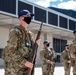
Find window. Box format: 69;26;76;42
53;38;67;63
35;7;46;23
61;40;67;52
53;38;60;53
0;0;16;14
69;20;76;30
48;12;58;26
59;16;67;29
56;55;60;63
18;1;33;15
53;38;67;53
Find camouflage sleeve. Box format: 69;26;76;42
69;44;76;59
40;50;48;64
7;28;19;50
11;50;28;68
9;46;30;68
60;52;68;63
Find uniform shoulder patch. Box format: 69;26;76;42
27;30;33;36
27;30;34;40
11;28;22;34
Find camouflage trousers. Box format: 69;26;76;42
4;62;28;75
42;64;55;75
5;68;28;75
63;64;71;75
4;62;35;75
10;68;34;75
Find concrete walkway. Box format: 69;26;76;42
0;66;73;75
35;66;73;75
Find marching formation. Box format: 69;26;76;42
2;9;76;75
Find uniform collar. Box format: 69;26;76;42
44;47;50;51
20;25;28;32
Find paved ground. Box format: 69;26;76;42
0;66;73;75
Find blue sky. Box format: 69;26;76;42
26;0;76;10
50;0;68;6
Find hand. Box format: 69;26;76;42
36;39;41;46
47;60;51;64
68;60;71;64
47;60;55;65
24;61;33;69
50;61;55;65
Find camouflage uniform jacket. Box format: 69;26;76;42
40;47;52;65
2;25;34;70
60;50;70;64
69;39;76;60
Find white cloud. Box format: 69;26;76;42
58;1;76;10
36;0;51;7
26;0;76;10
60;0;63;2
27;0;57;7
50;0;57;2
27;0;57;2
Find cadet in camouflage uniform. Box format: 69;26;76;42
69;29;76;75
40;40;55;75
60;44;71;75
2;9;40;75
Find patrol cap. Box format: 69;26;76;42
50;48;54;50
43;40;50;44
18;9;34;18
65;44;69;47
73;29;76;34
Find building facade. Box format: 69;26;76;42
0;0;76;66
